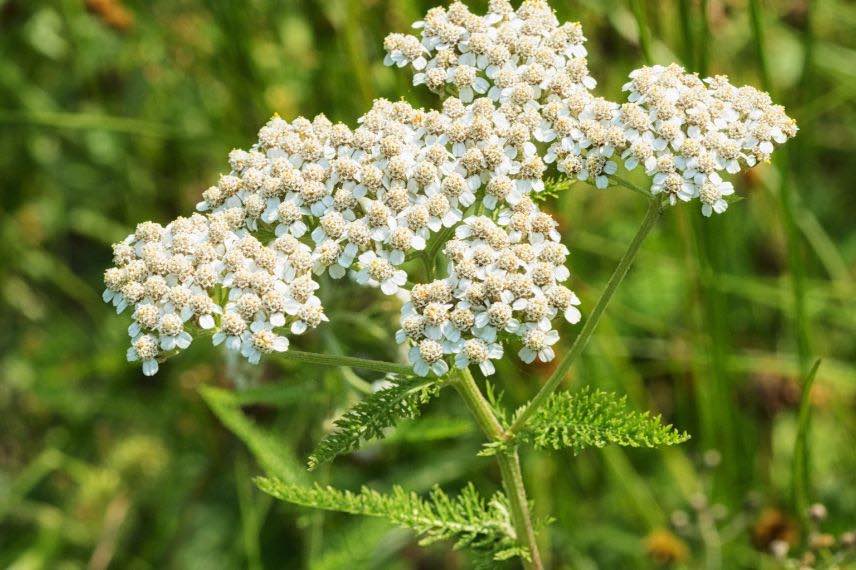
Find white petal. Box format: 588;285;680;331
380;281;398;295
518;348;536;364
142;359;159;376
414;360;429;377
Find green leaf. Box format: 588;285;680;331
255;477;526;561
307;375;445;470
309;519;406;570
199;386;306;484
517;387;690;455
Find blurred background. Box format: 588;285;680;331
1;0;853;568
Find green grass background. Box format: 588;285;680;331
1;0;853;568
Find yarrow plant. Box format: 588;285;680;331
103;1;795;566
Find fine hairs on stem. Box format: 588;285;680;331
101;1;797;565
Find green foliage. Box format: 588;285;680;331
308;375;445;470
517;387;690;455
308;519;406;570
256;477;527;561
4;1;856;568
200;386;306;483
533;177;576;202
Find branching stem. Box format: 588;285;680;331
453;367;543;570
277;194;664;569
506;198;663;437
275;350;411;375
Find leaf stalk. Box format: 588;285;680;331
275;349;411;376
506;198;664;437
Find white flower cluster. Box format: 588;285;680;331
102;213;326;375
105;0;795;377
384;1;796;216
396;197;581;377
385;0;621;191
617;64;798;215
196;92;564;294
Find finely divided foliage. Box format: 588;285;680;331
104;0;796;564
307;375;445;469
255;479;527;560
516;387;690;455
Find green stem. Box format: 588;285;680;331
453;368;543;570
420;252;434;281
746;0;812;379
507;199;663;436
275;349;411;376
610;175;653;199
677;0;695;66
495;451;541;570
453;367;505;439
0;109;176;138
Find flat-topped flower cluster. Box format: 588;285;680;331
387;0;796;213
103;213;324;375
397;198;580;376
103;0;795;377
619;64;797;214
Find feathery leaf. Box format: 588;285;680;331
255;477;527;560
307;375;445;470
517;387;690;454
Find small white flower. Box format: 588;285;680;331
127;334;160;376
408;339;449;377
353;251;408;295
518;328;560;364
241;323;289;364
454;338;503;376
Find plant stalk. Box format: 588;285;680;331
453;368;543;570
507;198;663;436
275;349;411;375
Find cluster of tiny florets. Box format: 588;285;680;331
105;0;794;377
102;213;326;375
196;91;566;294
395;198;580;376
617;64;798;215
385;2;796;216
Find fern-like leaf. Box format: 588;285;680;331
255;477;527;561
307;375;445;469
517;387;690;454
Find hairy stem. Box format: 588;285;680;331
275;349;411;375
495;450;541;570
453;368;543;569
507;199;663;437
